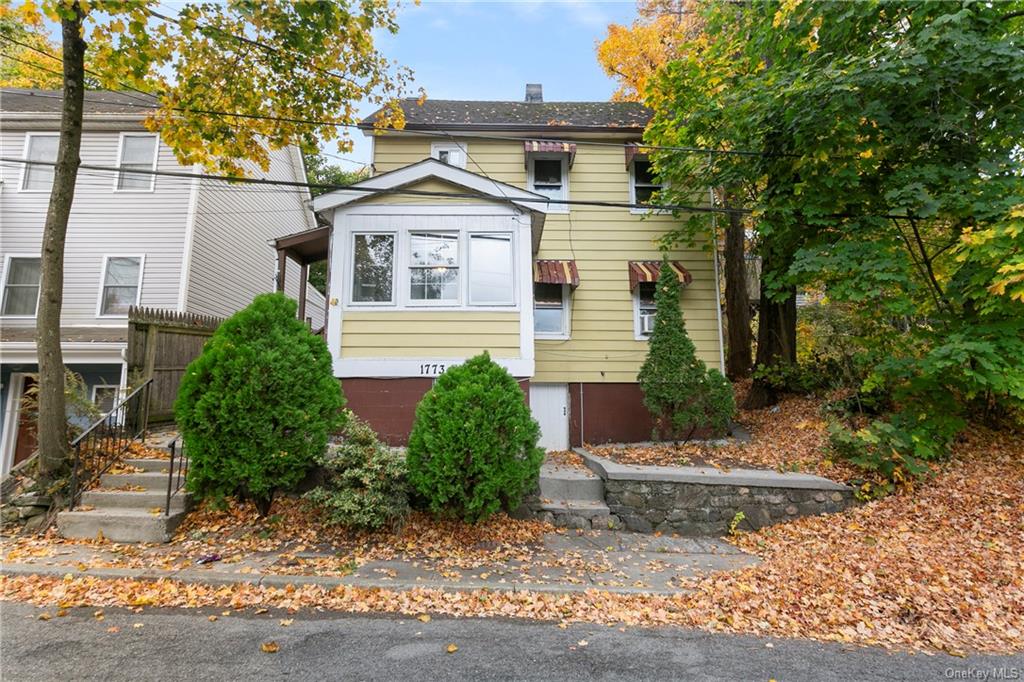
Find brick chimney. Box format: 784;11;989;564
525;83;543;103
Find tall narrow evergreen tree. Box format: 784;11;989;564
638;258;735;440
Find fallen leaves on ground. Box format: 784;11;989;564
260;641;279;654
591;382;859;483
545;450;589;470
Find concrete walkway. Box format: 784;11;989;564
1;529;757;596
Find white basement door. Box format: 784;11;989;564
529;383;569;451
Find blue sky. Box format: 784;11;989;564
339;0;639;170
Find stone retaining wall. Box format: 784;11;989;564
577;448;855;536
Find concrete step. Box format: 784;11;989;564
538;465;605;502
57;508;188;543
122;458;188;473
538;499;612;517
81;489;192;512
98;471;170;491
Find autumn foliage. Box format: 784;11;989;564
175;293;345;515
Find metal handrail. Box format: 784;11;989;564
68;378;153;508
164;436;188;516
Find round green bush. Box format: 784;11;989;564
174;293;345;515
406;352;543;522
305;414;409;531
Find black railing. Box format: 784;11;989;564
164;436;188;516
69;379;152;508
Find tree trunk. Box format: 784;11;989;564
722;187;752;380
743;249;797;410
36;4;86;479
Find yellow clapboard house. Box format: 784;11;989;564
275;85;723;447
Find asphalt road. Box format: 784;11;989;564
1;601;1020;681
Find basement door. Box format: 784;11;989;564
529;383;569;451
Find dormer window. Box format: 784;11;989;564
430;142;467;169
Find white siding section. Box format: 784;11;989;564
186;145;324;326
0;129;191;328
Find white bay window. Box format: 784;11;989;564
409;232;459;302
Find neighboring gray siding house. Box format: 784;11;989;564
0;88;325;475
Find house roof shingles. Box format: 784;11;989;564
1;88;156;116
360;99;652;132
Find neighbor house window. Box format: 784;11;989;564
534;283;568;337
635;282;657;337
351;234;395;303
116;134;158;191
430;142;467;169
92;385;120;414
630;160;663;206
468;233;514;305
98;256;142;316
1;257;41;316
21;134;59;191
528;155;568;206
409;232;459;302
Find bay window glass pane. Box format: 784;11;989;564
410;233;458;267
117;136;158;190
2;258;41;315
410;232;459;302
469;234;513;305
410;267;458;301
23;135;58;190
100;257;141;315
352;234;394;303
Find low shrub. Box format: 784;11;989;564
828;409;965;499
406;352;543;523
175;293;345;516
638;258;735;440
305;414;409;531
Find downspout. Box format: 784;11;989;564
710;184;726;375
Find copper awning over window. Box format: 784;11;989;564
534;259;580;288
628;260;692;290
524;140;577;167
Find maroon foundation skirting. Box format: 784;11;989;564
342;377;531;446
568;382;655;447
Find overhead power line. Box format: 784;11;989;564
0;157;748;215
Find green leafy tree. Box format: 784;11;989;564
406;352;543;523
647;1;1024;481
175;293;345;516
302;151;368;294
3;0;411;484
638;259;735;440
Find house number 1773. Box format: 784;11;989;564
419;363;446;376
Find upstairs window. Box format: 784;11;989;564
98;256;143;316
528;154;569;208
430;142;467;169
21;134;59;191
534;283;568;337
1;257;41;316
409;232;459;302
630;160;663;207
635;282;657;337
116;134;158;191
351;234;395;304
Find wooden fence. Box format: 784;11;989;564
126;306;223;423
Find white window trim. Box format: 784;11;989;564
629;159;667;215
526;152;570;213
632;283;658;341
534;283;572;340
18;132;60;193
348;231;398;307
343;224;519;311
95;254;145;318
0;254;42;319
113;132;159;193
90;384;121;413
430;141;468;169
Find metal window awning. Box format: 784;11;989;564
534;259;580;288
628;260;692;290
523;140;577;168
625;143;650;169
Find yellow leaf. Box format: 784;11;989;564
446;643;458;654
208;615;218;622
280;619;294;627
261;641;280;654
418;614;431;623
38;612;51;621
